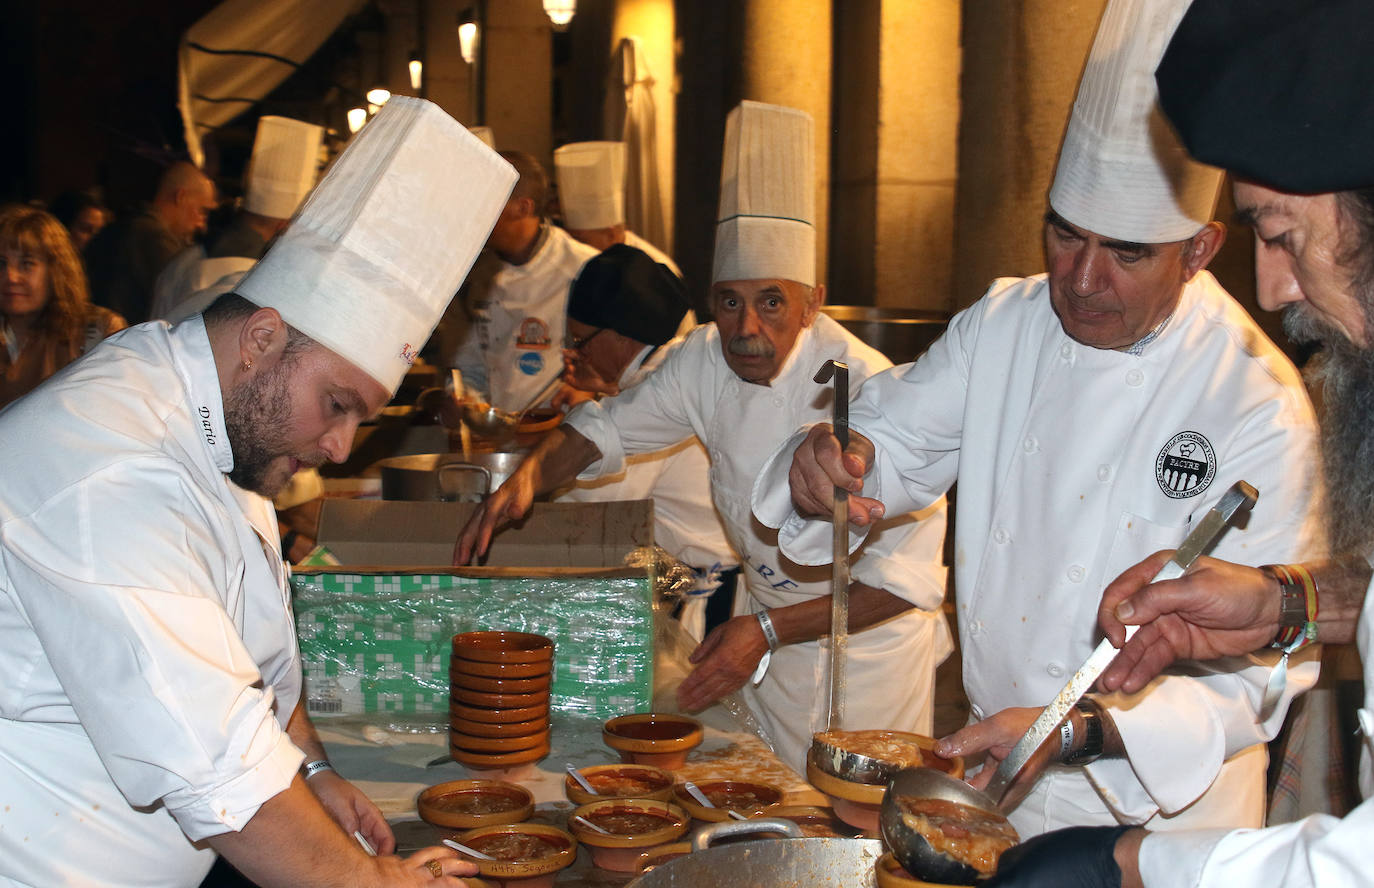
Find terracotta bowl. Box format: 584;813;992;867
452;631;554;664
450;700;549;724
451;715;548;739
451;657;551;679
451;737;551;771
806;744;963;836
671;779;783;823
516;409;562;436
563;763;676;806
416;779;534;830
762;805;860;838
450;673;552;694
602;713;703;769
876;852;971;888
568;798;691;872
453;823;577;888
635;842;693;874
451;728;551;754
451;687;552;709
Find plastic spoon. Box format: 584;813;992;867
683;780;748;821
442;838;495;861
572;814;616;836
565;763;597;795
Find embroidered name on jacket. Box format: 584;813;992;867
1155;431;1215;498
198;405;216;447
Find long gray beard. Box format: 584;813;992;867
1286;303;1374;557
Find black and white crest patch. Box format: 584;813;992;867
1155;431;1216;498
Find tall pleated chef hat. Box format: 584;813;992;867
1048;0;1222;243
236;97;517;393
470;126;496;149
1157;0;1374;194
713;101;815;288
243;116;324;220
554;141;626;229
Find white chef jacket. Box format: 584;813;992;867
755;272;1323;833
624;229;682;278
554;342;738;637
151;244;256;322
1137;573;1374;888
0;317;304;887
449;224;599;411
565;315;952;771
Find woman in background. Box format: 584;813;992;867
1;204;126;408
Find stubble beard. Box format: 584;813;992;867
1286;298;1374;557
224;359;297;497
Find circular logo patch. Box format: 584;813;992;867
517;351;544;376
1155;431;1216;498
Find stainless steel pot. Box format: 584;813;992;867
820;306;950;365
627;819;885;887
376;451;527;502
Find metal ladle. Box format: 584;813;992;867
460;375;566;439
879;768;1000;886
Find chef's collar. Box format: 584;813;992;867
619;343;656;390
501;221;551;270
758;318;816;388
173;314;236;474
1123;313;1173;356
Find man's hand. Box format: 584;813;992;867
787;423;886;525
983;825;1143;888
453;469;537;564
1097;553;1279;694
308;770;395;855
936;707;1052;811
675;616;770;711
373;846;478;886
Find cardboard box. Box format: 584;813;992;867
293;499;655;719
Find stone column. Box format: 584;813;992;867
485;0;554;164
609;0;676;252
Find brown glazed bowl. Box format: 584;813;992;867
452;823;577;888
416;779;534;830
634;842;693;874
875;852;972;888
450;673;552;694
451;657;552;679
602;713;703;769
450;737;551;769
568;798;691;872
450;700;549;724
452;631;554;664
451;687;552;709
671;779;784;823
450;728;551;754
450;715;548;739
563;763;676;806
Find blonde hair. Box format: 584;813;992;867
0;203;91;348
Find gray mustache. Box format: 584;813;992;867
728;336;774;357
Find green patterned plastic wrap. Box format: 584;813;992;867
292;569;653;721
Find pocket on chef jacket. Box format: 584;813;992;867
1103;511;1190;591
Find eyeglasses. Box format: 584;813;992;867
564;327;607;351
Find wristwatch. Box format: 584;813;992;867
1063;699;1104;766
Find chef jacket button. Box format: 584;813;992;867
773;396;784;407
993;527;1010;544
1067;564;1085;583
1097;463;1112;482
1060;344;1072;359
1046;662;1065;677
1022;436;1037;453
1126;368;1144;386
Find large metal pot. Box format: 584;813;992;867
627;820;885;887
821;306;950;365
375;451;527;502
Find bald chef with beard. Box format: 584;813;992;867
0;99;514;887
457;101;951;771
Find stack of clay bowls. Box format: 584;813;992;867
450;631;553;775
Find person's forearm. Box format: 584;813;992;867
207;778;380;888
765;582;918;646
1303;557;1369;644
287;700;328;763
524;426;602;496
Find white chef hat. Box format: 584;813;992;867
470;126;496;149
713;101;815;288
235;97;517;393
1048;0;1223;244
554;141;626;229
244;116;324;220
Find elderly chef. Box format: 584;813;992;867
0;98;514;887
152;115;323;323
457;100;951;771
985;2;1374;885
443;150;600;412
756;0;1323;838
550;244;738;639
554;141;681;275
